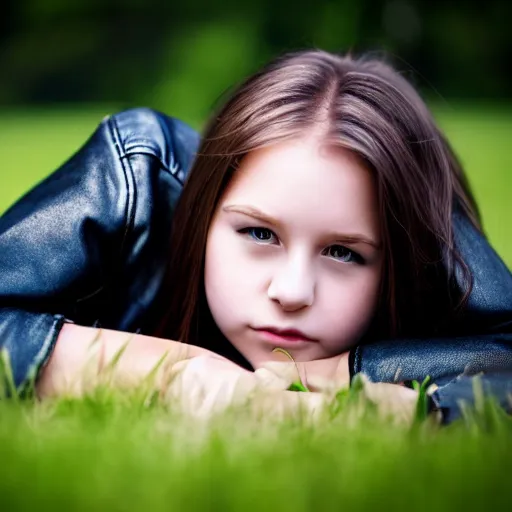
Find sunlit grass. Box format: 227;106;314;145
433;104;512;267
0;106;120;216
0;379;511;511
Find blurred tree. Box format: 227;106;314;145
0;0;510;109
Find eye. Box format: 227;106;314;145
238;227;279;244
323;245;364;264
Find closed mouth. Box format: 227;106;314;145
252;326;316;342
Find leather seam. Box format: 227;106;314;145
19;314;66;395
107;115;137;265
123;144;164;158
120;149;177;176
155;114;181;179
113;112;183;183
350;345;362;380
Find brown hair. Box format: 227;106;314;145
156;49;481;362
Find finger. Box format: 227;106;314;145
258;361;301;385
164;356;260;419
362;381;419;425
253;367;292;391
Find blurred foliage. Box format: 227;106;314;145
0;0;511;124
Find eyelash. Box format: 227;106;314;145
237;227;364;264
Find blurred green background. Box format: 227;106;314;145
1;0;511;266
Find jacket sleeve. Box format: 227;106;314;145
0;113;131;393
429;372;512;424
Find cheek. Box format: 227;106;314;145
204;226;257;329
318;269;381;351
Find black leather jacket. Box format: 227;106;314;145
1;108;512;422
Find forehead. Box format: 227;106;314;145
219;139;379;236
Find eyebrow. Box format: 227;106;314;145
222;204;382;249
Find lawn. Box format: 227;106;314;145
1;379;511;511
0;105;511;511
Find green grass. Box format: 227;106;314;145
1;382;511;511
0;106;120;216
1;105;512;510
432;104;512;267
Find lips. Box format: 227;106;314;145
252;326;316;343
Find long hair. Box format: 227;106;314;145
156;49;481;360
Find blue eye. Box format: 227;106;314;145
237;228;364;264
323;245;364;264
238;227;278;244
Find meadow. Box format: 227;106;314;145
0;105;511;511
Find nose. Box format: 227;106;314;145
267;256;315;312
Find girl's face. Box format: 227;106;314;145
204;138;383;368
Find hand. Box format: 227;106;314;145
163;355;329;421
255;351;351;393
256;358;433;426
163;355;268;418
355;375;432;426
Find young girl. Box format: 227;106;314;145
1;50;511;422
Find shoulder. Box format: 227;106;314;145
98;109;201;332
106;107;201;185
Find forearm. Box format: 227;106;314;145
36;323;218;398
